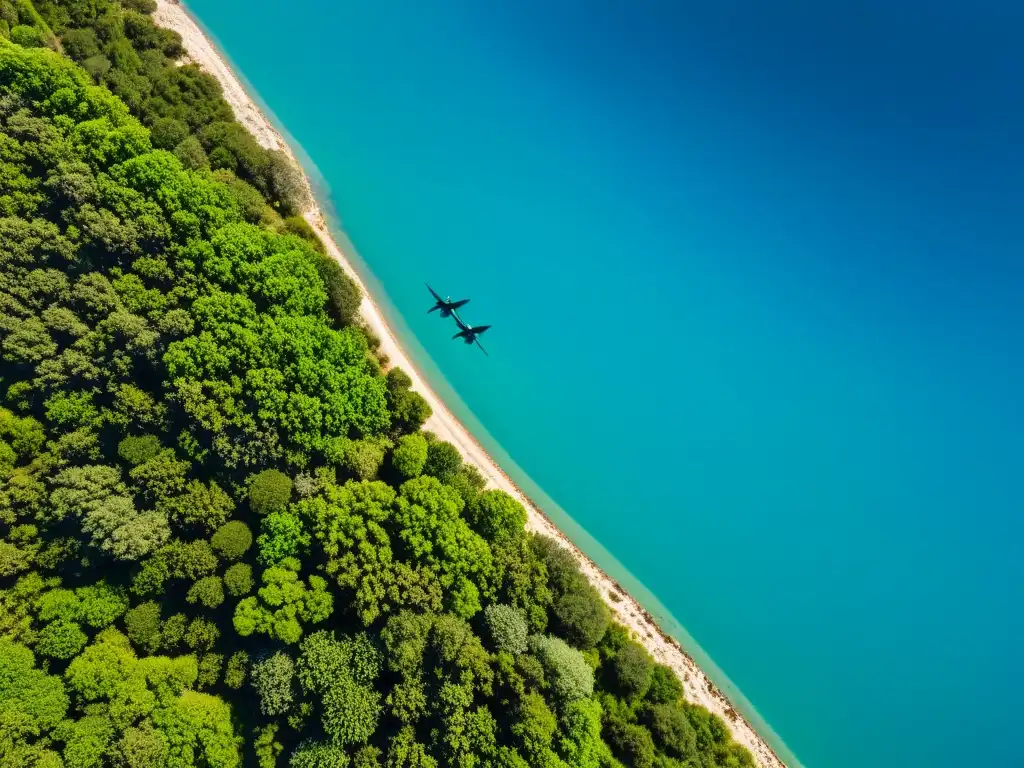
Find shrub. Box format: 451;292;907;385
61;28;100;61
484;604;528;655
117;435;162;466
257;511;310;565
249;469;292;515
210;521;252;561
606;720;655;768
646;664;684;705
528;634;594;706
223;563;254;597
11;25;45;48
391;433;427;479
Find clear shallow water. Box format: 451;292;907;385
185;2;1024;766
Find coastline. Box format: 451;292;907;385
152;3;790;766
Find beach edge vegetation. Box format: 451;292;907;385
0;2;756;767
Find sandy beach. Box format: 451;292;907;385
152;3;788;766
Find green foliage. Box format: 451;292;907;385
223;562;254;597
647;664;684;705
224;650;248;689
610;640;655;700
249;469;293;515
391;432;428;479
123;600;162;653
36;618;88;658
422;441;461;483
187;575;225;609
484;603;528;655
233;557;332;643
257;510;309;565
251;651;295;716
117;434;162;465
211;520;253;561
315;253;361;326
468;489;527;543
529;633;595;706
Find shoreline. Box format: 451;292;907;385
152;3;791;766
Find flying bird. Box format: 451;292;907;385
426;283;469;319
452;315;491;356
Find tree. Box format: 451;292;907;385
646;704;698;759
315;254;361;326
233;557;333;644
223;563;254;596
211;520;253;561
257;510;309;565
250;651;295;716
117;434;162;465
224;651;249;690
468;490;527;543
290;740;351;768
484;603;528;655
611;641;654;701
187;575;225;609
528;634;594;707
423;441;461;484
36;619;88;659
249;469;293;515
552;590;609;650
390;433;428;480
124;601;163;653
646;664;684;706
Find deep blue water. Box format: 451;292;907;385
184;2;1024;765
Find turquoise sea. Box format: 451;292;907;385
184;2;1024;766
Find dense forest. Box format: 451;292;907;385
0;2;757;767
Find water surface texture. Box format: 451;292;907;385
186;2;1024;765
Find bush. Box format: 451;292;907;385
332;437;389;481
187;576;225;609
607;720;655;768
224;563;254;596
423;441;461;484
122;0;158;12
391;433;428;479
484;604;528;655
257;511;310;565
81;54;111;80
528;634;594;707
251;651;295;716
118;434;162;466
249;469;293;515
210;521;253;561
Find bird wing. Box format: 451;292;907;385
475;337;489;356
426;283;443;303
471;325;491;334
